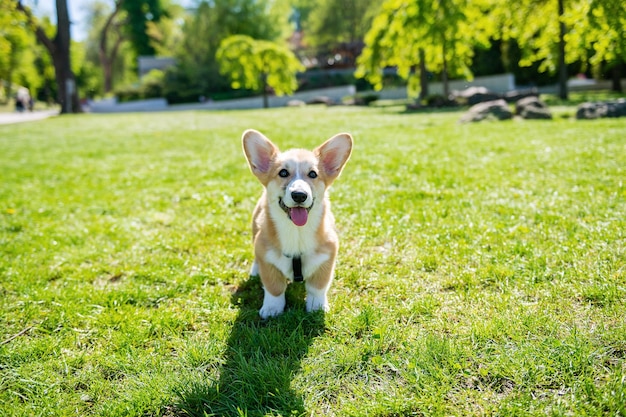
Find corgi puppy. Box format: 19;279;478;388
242;129;353;318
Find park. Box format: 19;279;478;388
2;102;625;415
1;1;626;416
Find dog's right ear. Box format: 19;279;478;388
242;129;279;180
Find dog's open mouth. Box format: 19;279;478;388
279;198;313;227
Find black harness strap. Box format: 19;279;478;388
292;257;304;282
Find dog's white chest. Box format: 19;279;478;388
265;249;330;281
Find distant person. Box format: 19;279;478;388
15;88;31;112
15;95;24;112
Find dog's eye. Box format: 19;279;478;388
278;169;289;178
308;171;318;179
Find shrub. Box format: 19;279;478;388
115;70;166;103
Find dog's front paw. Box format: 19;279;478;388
259;290;286;319
259;305;284;319
306;286;329;313
250;260;259;277
306;296;329;313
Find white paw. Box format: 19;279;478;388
306;285;329;313
259;290;286;319
250;260;259;277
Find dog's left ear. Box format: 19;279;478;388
315;133;353;182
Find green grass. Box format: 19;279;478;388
1;105;625;416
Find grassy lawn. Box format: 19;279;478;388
1;105;625;416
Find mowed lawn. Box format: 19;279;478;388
1;104;625;416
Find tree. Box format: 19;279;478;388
216;35;304;108
86;0;166;94
120;0;166;57
94;0;126;93
303;0;382;47
167;0;290;103
356;0;494;99
16;0;80;113
72;37;102;99
491;0;580;99
146;0;185;57
0;0;31;102
569;0;626;92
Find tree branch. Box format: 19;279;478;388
15;0;56;54
100;0;124;55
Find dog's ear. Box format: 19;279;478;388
315;133;353;182
242;129;279;179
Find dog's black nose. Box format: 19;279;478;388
291;191;308;204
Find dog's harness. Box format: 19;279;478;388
292;256;304;282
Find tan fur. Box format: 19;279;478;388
242;129;352;318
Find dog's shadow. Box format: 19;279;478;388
176;275;325;416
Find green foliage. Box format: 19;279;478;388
0;0;36;100
357;0;626;95
115;69;165;102
494;0;568;74
574;0;626;69
167;0;290;104
492;0;626;78
0;4;60;104
217;35;304;96
302;0;382;47
356;0;495;96
121;0;166;56
72;40;102;99
0;105;625;416
146;0;186;57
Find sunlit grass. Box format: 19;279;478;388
1;105;625;416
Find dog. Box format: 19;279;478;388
242;129;353;318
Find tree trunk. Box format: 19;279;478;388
261;73;269;108
557;0;568;100
611;61;623;93
419;48;429;101
100;0;125;94
16;0;81;113
442;41;449;98
53;0;80;113
6;60;15;106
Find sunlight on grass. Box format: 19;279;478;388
1;106;625;416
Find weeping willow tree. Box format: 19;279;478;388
491;0;626;99
356;0;495;100
571;0;626;92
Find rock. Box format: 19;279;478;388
503;88;539;103
306;96;335;105
460;99;513;123
287;100;306;107
576;99;626;119
353;93;379;106
452;86;501;105
426;94;458;108
521;106;552;119
516;96;552;119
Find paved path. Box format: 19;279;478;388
0;110;59;125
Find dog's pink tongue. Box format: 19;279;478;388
290;207;308;226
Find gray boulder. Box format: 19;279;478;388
287;100;306;107
576;99;626;119
460;99;513;123
503;88;539;103
516;96;552;119
306;96;335;106
453;86;501;105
